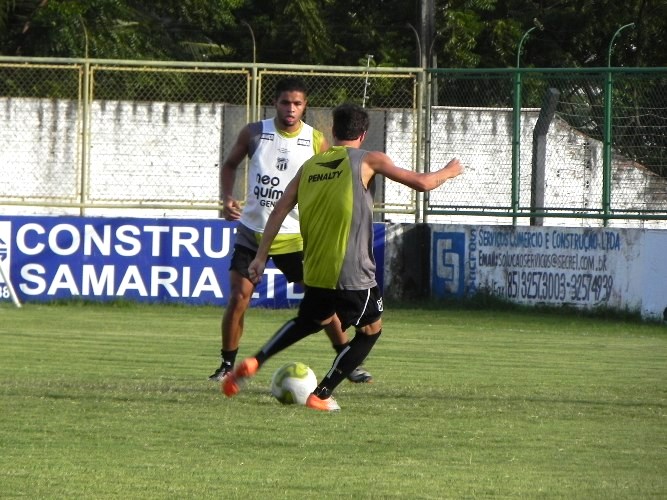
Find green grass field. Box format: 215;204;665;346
1;302;665;498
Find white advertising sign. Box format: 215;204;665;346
431;225;667;321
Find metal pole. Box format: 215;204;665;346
607;23;634;68
79;16;91;216
415;68;432;224
241;21;256;65
79;16;92;216
79;16;89;59
512;26;536;225
407;23;425;222
362;54;373;108
603;23;634;226
241;21;258;122
80;63;91;216
406;23;422;68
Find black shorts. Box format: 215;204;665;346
298;285;383;331
229;244;304;283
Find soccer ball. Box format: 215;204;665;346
270;362;318;405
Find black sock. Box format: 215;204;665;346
255;317;323;366
314;330;381;399
221;349;237;368
333;342;349;354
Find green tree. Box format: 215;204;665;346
0;0;243;60
498;0;667;69
2;0;666;68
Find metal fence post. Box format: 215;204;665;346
604;23;635;226
80;61;91;216
421;69;432;224
513;26;537;225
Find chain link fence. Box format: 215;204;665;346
427;68;667;227
0;57;665;226
0;63;82;206
87;65;249;212
256;70;420;219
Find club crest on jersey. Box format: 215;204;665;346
276;157;289;171
297;138;311;147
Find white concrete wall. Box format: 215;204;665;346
1;98;665;227
385;107;666;228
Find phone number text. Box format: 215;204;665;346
505;271;614;302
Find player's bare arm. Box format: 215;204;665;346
220;126;252;221
247;170;301;284
363;152;463;191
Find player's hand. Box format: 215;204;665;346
444;158;464;179
222;199;242;221
248;258;265;285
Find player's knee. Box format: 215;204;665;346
227;288;252;308
356;319;382;336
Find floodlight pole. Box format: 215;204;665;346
602;23;634;226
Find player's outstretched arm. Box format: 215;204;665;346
364;152;463;192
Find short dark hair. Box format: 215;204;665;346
274;77;308;99
332;103;369;140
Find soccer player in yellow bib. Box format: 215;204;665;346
223;103;463;411
209;79;373;384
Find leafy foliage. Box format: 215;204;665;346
0;0;243;60
1;0;665;68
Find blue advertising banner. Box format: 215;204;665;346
432;231;466;298
0;216;385;307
